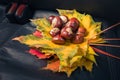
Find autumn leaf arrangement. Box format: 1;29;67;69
13;9;120;77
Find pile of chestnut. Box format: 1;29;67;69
48;15;86;45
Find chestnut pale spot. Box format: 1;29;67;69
60;15;68;23
65;18;79;31
51;16;62;28
48;15;55;24
50;28;60;37
60;27;74;39
66;27;73;34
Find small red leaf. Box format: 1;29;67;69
33;30;42;38
28;48;50;59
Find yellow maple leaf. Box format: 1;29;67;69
13;9;105;77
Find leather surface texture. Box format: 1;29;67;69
0;10;120;80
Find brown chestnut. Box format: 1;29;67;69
76;27;86;37
72;34;84;44
61;27;74;39
59;15;68;24
52;16;63;28
52;34;65;44
65;17;80;31
48;15;55;24
49;28;60;37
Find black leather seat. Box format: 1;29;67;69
0;6;6;22
0;0;120;80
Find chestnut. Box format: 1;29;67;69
52;34;65;44
72;34;84;44
49;28;60;37
61;27;74;39
59;15;68;24
48;15;55;24
76;27;86;37
52;16;63;28
65;17;79;31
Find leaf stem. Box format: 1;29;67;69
98;22;120;35
91;46;120;60
88;22;120;41
90;43;120;48
103;38;120;41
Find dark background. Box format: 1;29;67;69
1;0;120;22
0;0;120;80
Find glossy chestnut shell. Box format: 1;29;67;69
52;34;65;44
60;27;74;39
65;17;79;31
59;15;68;24
49;27;60;37
72;34;84;44
48;15;55;24
76;27;86;37
52;16;63;29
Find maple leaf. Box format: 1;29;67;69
13;9;106;76
28;48;51;59
33;30;43;38
43;60;60;72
